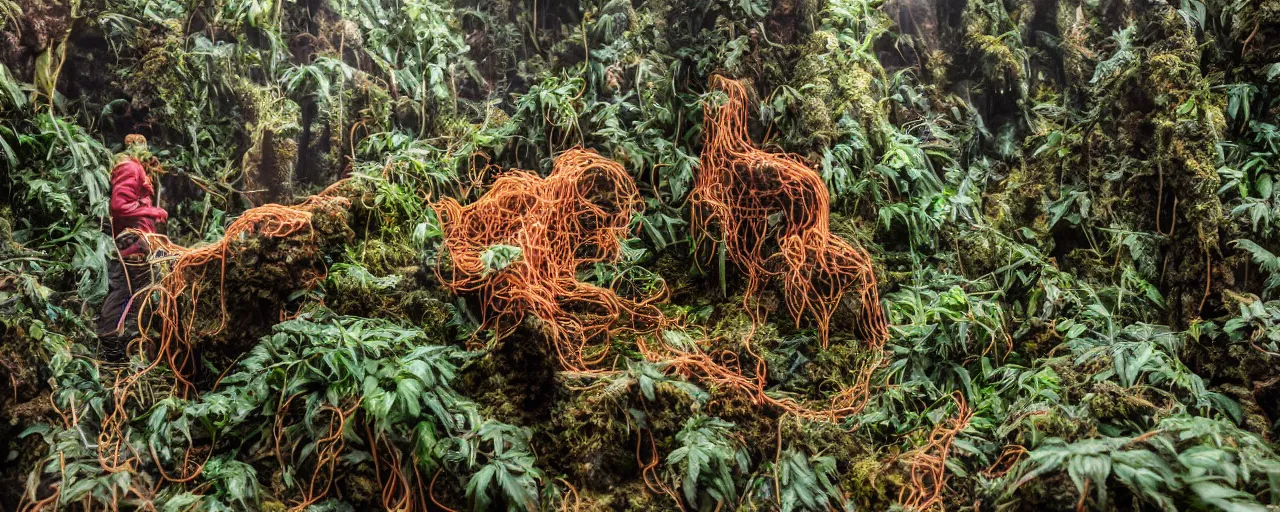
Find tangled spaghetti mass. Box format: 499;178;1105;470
434;79;890;420
693;75;888;349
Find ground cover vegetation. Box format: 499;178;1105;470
4;0;1280;510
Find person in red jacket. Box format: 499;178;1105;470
96;134;168;361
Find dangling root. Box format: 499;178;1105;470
290;399;362;511
982;444;1028;479
96;192;350;489
692;75;888;350
898;393;972;511
135;195;348;386
434;147;884;421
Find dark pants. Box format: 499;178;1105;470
96;236;154;362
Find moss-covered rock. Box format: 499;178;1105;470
234;78;302;205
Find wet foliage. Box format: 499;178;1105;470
5;0;1280;510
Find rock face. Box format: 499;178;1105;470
171;193;356;371
219;75;299;207
1;0;72;85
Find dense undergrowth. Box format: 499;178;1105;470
4;0;1280;510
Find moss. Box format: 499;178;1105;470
1084;381;1161;424
783;29;892;159
0;325;41;411
15;0;1280;508
296;72;394;188
798;94;833;142
1140;26;1229;325
964;34;1023;91
846;453;900;509
123;19;200;129
190;197;353;361
338;469;381;506
458;325;558;424
350;238;418;275
1180;333;1272;385
833;65;883;129
1010;317;1060;360
401;290;453;334
0;324;54;508
1010;2;1232;327
1219;383;1277;438
260;500;287;512
1005;472;1086;511
233;77;303;205
603;480;683;512
959;0;1028;97
541;378;650;491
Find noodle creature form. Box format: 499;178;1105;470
434;147;882;421
692;75;889;349
433;148;665;371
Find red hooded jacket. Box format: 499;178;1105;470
110;158;167;256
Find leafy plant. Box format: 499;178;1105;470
1003;415;1280;511
666;415;748;509
776;448;845;512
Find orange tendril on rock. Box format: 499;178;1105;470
96;193;349;491
692;75;888;350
